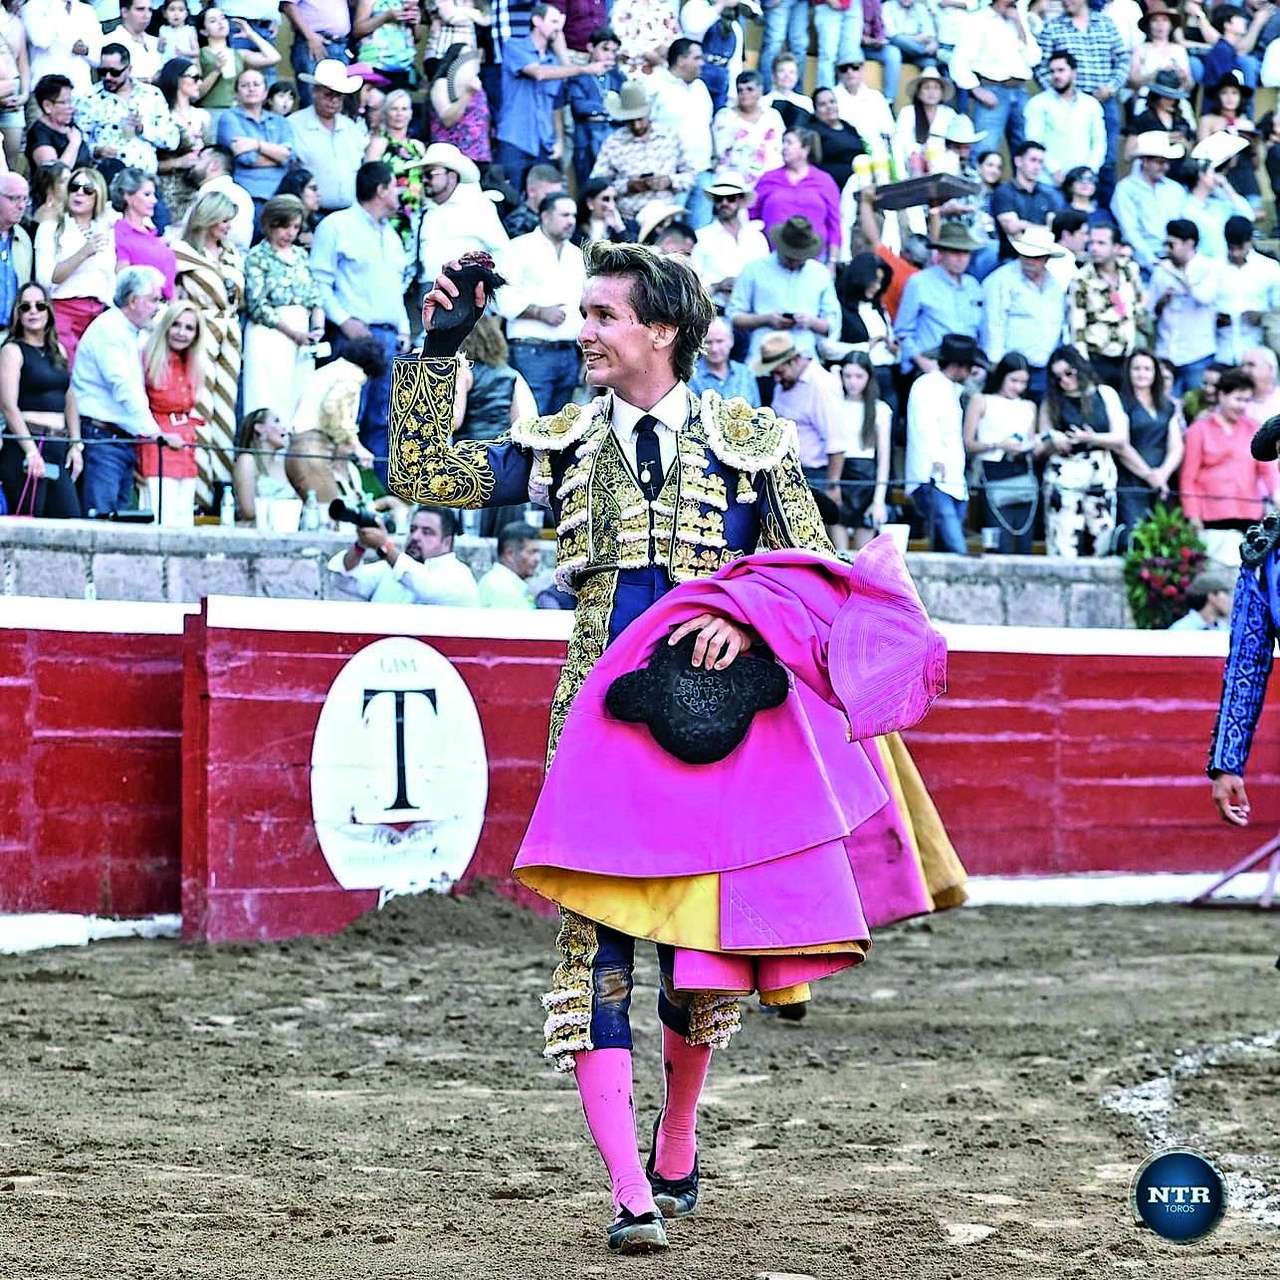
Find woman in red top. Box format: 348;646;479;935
1181;367;1280;564
139;300;207;528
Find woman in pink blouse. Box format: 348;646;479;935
110;168;178;300
750;127;843;263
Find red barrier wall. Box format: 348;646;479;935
3;598;1278;943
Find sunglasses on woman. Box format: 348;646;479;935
18;300;49;313
68;181;96;196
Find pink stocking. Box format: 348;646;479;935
654;1024;711;1180
573;1048;656;1216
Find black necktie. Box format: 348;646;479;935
635;414;663;501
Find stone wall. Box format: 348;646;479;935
0;519;1135;626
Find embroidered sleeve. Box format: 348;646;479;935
386;353;533;509
758;444;837;555
1208;564;1277;778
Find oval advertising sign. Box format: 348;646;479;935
310;636;488;894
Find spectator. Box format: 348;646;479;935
197;8;281;116
415;143;510;296
1168;563;1235;631
1181;366;1279;565
78;43;180;176
835;350;892;548
243;194;325;423
192;145;256;253
158;0;201;64
365;88;427;261
990;140;1061;262
34;166;115;364
0;173;31;326
762;52;813;128
1111;131;1186;274
689;171;768;308
1183;360;1228;425
1203;4;1267;90
1151;217;1222;396
154;59;215;227
28;163;68;235
23;0;103;100
713;69;786;188
232;406;291;524
1038;345;1127;559
217;66;296;206
111;168;177;301
751;128;842;263
1181;133;1254;260
573;178;639;246
27;74;92;172
833;56;894;151
1024;49;1106;189
1128;5;1194;112
905;331;982;554
1243;345;1280;422
291;59;366;213
1198;71;1261;211
894;220;984;375
809;87;866;192
116;0;163;84
591;79;694;223
1217;215;1280;364
310;161;411;483
138;300;206;527
502;162;564;238
0;283;81;519
963;351;1038;554
1114;348;1183;547
1059;165;1101;218
174;190;245;510
893;65;954;179
678;0;747;113
352;0;422;88
265;80;298;117
1047;208;1089;290
273;163;321;246
649;37;714;224
498;190;585;416
831;251;898;413
426;42;494;167
883;0;942;71
758;0;810;95
862;0;902;102
478;521;543;608
565;27;625;190
282;0;353;106
1068;221;1143;390
755;330;849;548
328;504;481;606
689;314;759;405
726;215;841;373
980;224;1068;399
948;0;1040;154
1126;67;1195;163
71;264;173;516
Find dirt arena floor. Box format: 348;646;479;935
1;890;1278;1280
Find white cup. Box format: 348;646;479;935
981;526;1000;552
881;523;910;555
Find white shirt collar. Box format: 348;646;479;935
612;382;692;447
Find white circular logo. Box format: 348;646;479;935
310;636;488;894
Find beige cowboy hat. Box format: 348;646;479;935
927;220;985;252
636;200;687;245
1132;130;1185;160
750;331;802;376
413;142;481;183
706;170;752;197
604;79;653;121
907;64;954;102
767;215;823;261
298;58;363;94
1191;130;1250;169
933;116;986;146
1007;224;1067;258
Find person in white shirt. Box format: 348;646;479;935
477;521;543;609
1023;49;1106;186
498;189;586;415
1151;217;1223;396
23;0;103;99
1215;216;1280;364
906;331;981;553
948;0;1041;153
834;57;895;152
416;142;510;296
648;37;715;227
329;505;481;606
116;0;163;83
689;170;769;305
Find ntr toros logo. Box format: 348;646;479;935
310;637;489;894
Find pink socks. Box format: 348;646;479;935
653;1025;712;1181
573;1048;656;1217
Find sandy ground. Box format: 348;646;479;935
1;891;1278;1280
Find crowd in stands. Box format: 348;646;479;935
4;0;1280;593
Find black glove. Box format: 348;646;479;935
423;253;507;358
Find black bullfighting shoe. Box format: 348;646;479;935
606;1207;668;1254
645;1113;700;1218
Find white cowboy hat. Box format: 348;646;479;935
298;58;363;94
636;200;687;245
1131;130;1185;160
1006;224;1067;259
1191;130;1250;169
604;79;653;121
934;116;986;146
415;142;481;184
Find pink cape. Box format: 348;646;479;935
513;539;947;994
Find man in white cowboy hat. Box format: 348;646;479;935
689;170;769;304
726;214;841;374
1112;131;1187;274
496;187;586;415
283;0;354;105
291;58;366;212
591;78;695;222
895;220;983;375
416;142;511;292
980;224;1068;397
948;0;1041;153
1024;48;1106;188
1183;131;1255;260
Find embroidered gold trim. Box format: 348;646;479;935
543;908;600;1071
700;388;792;473
511;395;611;451
686;992;742;1048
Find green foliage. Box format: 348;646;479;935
1122;504;1208;630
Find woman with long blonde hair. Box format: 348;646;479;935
174;188;244;511
140;299;208;527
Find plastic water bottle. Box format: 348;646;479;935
300;488;321;531
219;487;235;526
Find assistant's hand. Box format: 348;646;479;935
1212;773;1251;826
666;613;753;670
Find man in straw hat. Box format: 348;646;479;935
1112;131;1187;274
894;221;983;376
292;58;366;212
416;142;511;289
689;171;769;304
1024;49;1106;189
726;215;840;384
591;77;695;221
980;224;1068;397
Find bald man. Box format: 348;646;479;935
0;173;32;328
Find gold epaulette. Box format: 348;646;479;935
699;389;794;473
510;396;611;451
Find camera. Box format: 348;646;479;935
329;499;396;535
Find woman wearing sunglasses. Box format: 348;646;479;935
32;166;115;364
0;283;81;518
